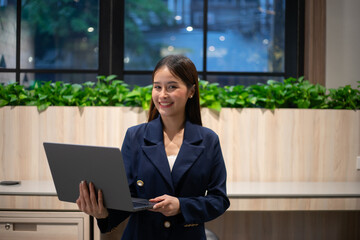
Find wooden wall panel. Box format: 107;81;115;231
95;210;360;240
0;107;359;182
205;211;360;240
304;0;326;85
228;198;360;211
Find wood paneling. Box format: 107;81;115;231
205;211;360;240
93;210;360;240
1;107;359;183
304;0;326;85
0;196;78;210
228;198;360;211
2;106;357;239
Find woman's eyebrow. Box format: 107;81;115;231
167;81;180;84
153;81;179;85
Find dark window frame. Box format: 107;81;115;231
0;0;304;84
118;0;304;82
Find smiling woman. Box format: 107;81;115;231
76;55;230;240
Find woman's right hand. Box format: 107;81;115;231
76;181;109;219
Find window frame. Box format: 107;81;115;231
117;0;304;83
0;0;304;84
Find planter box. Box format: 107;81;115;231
0;106;359;182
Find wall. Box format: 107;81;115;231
1;107;359;183
326;0;360;89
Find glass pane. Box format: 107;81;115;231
0;0;17;69
124;0;204;71
124;74;152;87
21;0;99;69
207;0;285;72
0;72;16;84
206;75;284;87
20;72;98;86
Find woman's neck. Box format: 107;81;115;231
161;115;185;139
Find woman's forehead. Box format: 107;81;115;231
153;67;183;83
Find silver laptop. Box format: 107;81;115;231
43;142;155;212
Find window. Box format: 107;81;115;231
0;0;99;85
0;0;303;87
0;0;17;83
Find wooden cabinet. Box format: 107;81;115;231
0;211;90;240
0;183;90;240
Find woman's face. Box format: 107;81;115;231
152;66;194;120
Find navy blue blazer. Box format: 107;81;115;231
97;116;230;240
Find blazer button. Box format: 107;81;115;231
164;221;171;228
137;180;144;187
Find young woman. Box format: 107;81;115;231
77;55;230;239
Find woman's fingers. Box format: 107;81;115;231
97;189;108;219
77;181;87;211
89;182;98;208
150;195;180;216
76;183;82;209
98;189;104;208
149;195;166;203
81;181;92;211
77;181;109;219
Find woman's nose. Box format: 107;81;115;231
160;88;168;98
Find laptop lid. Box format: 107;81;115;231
43;142;153;212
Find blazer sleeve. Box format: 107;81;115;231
178;134;230;223
96;128;137;233
97;209;130;233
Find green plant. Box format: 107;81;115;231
0;77;359;112
0;75;132;111
245;77;329;110
0;83;29;106
199;80;224;112
327;83;360;109
124;85;152;110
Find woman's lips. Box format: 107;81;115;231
159;102;173;108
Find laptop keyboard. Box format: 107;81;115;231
132;198;155;209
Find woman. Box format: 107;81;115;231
77;55;230;239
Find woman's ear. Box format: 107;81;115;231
189;84;196;98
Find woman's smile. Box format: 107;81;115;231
159;102;173;108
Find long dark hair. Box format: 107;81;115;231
148;55;202;126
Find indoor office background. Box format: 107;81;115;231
0;1;360;240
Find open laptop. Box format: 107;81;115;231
43;142;155;212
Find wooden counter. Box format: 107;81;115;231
1;180;360;211
1;181;360;239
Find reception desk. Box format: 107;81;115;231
1;180;359;239
2;180;360;210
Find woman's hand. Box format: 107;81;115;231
76;181;109;219
149;194;181;217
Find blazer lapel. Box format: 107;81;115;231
141;117;174;192
171;121;205;189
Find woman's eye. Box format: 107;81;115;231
168;85;177;90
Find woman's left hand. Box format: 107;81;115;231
149;194;180;217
